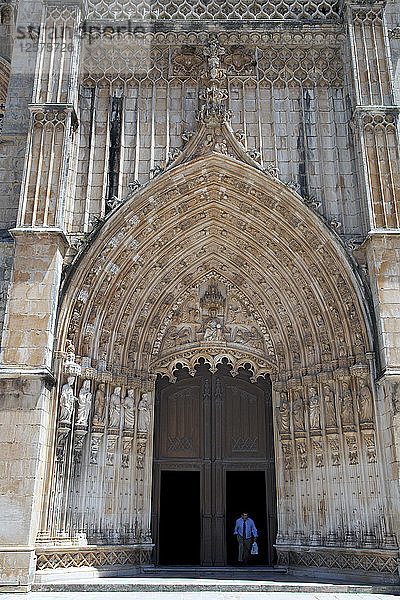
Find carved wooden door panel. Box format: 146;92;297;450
153;364;275;566
158;383;203;460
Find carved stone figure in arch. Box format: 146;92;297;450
308;387;321;430
203;317;225;342
358;380;373;423
138;393;152;433
76;380;92;426
323;384;337;427
340;382;355;426
277;392;290;433
123;389;136;429
293;393;305;431
108;387;122;429
59;376;75;423
93;383;106;425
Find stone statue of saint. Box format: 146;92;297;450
308;387;320;429
277;392;290;433
323;384;337;427
93;383;106;425
123;389;136;429
204;318;224;342
76;380;92;426
108;387;122;429
340;382;354;425
358;380;373;423
59;376;75;423
292;393;305;430
138;393;152;433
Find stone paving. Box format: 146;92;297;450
1;593;400;600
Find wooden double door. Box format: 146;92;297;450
152;363;277;566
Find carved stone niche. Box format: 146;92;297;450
327;436;340;466
296;439;308;469
89;430;104;465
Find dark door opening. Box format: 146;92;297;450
159;471;200;565
226;471;268;566
153;364;277;566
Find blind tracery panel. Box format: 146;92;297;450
87;0;341;21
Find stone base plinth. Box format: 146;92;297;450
276;545;400;583
0;547;37;592
35;544;153;579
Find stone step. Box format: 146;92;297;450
32;575;400;594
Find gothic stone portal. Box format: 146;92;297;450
152;363;277;566
36;155;397;582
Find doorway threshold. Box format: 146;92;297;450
142;565;288;579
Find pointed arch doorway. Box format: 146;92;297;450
152;360;277;567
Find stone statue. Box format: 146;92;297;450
93;383;106;425
308;387;320;429
204;318;224;341
277;392;290;433
292;393;305;430
76;380;92;426
108;387;122;429
358;380;373;423
136;440;147;468
65;340;76;364
323;384;337;427
297;441;307;469
138;393;152;433
123;389;136;429
59;376;75;423
340;382;354;425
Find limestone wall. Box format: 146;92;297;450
0;234;13;348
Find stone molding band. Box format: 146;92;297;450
35;545;153;571
277;546;399;574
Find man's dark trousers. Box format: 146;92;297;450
237;534;252;564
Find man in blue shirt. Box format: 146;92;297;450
233;512;258;565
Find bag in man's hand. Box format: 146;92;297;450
251;541;258;555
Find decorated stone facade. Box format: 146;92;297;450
0;0;400;591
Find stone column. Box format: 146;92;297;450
0;0;85;590
134;375;156;543
345;0;400;550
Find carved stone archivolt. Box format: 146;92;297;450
61;155;371;378
46;133;380;569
